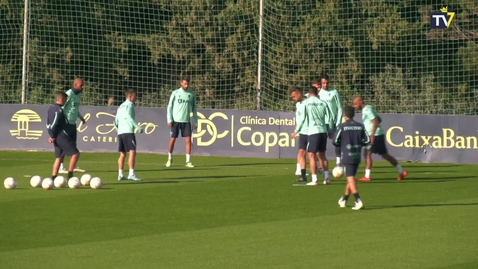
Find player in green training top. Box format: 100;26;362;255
166;76;198;168
59;78;86;174
115;89;143;181
293;86;332;186
311;75;343;169
352;96;408;181
290;87;309;182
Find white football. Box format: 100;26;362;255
332;166;344;179
90;177;102;189
80;174;92;186
30;175;42;188
68;177;81;189
4;177;17;189
42;178;54;190
54;176;66;188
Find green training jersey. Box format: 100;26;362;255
167;88;198;125
295;99;308;135
62;89;81;125
296;96;330;135
362;104;384;136
318;88;343;129
114;100;140;135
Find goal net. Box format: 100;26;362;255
1;0;477;114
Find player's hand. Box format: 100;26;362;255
80;117;86;124
168;122;172;127
370;135;375;145
291;132;297;139
48;138;55;144
137;127;144;134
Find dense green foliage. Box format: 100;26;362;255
1;0;477;114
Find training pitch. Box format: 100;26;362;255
1;151;477;269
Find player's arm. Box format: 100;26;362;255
362;127;371;146
294;104;307;134
325;105;333;133
47;107;62;139
114;111;119;130
332;126;342;147
77;110;85;123
334;92;343;127
191;92;198;127
166;92;175;125
125;104;142;132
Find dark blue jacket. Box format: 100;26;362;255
46;104;67;139
333;119;370;164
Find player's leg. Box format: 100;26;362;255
125;134;140;181
294;135;308;181
51;143;63;180
71;126;85;173
58;134;80;179
317;133;330;184
117;134;127;180
167;123;180;167
306;134;319;186
315;152;324;174
359;147;372;182
183;123;194;167
340;164;363;210
381;153;407;180
295;152;301;176
375;135;407;180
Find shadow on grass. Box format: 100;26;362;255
106;180;183;185
364;170;457;174
357;175;471;184
166;175;255;180
403;164;461;168
86;167;215;173
365;202;478;210
211;163;284;167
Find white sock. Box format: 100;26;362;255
324;171;329;179
311;174;318;183
365;169;371;178
396;164;403;173
119;169;123;177
60;163;64;170
168;153;172;160
336;157;341;165
129;169;135;176
186;154;191;163
296;163;300;172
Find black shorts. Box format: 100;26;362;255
344;163;359;177
170;122;192;138
297;134;308;150
64;124;77;144
54;134;79;158
307;133;327;153
370;135;388;155
118;133;137;152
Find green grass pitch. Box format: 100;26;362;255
1;151;477;269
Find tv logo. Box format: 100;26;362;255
430;6;455;29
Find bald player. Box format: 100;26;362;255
352;96;408;181
59;78;87;174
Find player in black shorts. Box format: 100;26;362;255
46;92;80;181
333;106;370;210
289;87;309;182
